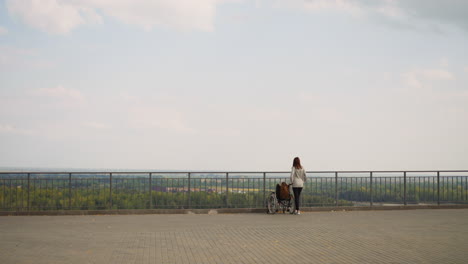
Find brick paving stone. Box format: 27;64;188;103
0;209;467;263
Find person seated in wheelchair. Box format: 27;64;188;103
276;182;291;201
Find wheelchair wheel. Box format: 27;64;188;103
267;192;277;214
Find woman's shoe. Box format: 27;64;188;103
297;210;301;215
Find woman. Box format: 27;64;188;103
290;157;307;215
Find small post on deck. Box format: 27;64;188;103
68;173;72;210
403;172;407;206
149;173;152;209
437;171;440;206
109;173;113;209
226;172;229;208
335;172;338;206
187;172;191;209
370;172;373;207
263;172;266;206
27;173;30;211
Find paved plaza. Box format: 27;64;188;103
1;209;467;264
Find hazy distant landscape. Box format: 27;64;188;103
1;169;466;211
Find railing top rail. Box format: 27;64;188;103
0;170;468;174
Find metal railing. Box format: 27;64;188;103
1;170;467;211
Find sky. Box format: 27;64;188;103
0;0;467;171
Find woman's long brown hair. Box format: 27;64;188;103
293;157;302;169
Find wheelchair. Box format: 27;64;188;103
266;183;295;214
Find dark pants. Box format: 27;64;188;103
293;187;303;211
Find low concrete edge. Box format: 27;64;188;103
1;204;468;216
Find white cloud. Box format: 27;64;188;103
83;122;109;129
0;26;8;35
403;72;422;89
396;0;468;31
0;45;34;57
275;0;468;32
31;85;86;108
382;72;392;82
403;68;454;89
7;0;468;34
6;0;94;34
0;45;55;70
303;0;366;16
419;69;454;81
271;0;365;16
440;57;449;68
6;0;221;34
128;105;196;134
0;124;33;135
0;124;15;133
0;45;32;68
375;0;404;19
36;85;85;101
298;91;322;103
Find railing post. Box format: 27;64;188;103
263;172;266;207
149;173;152;209
370;172;373;207
335;172;338;206
187;172;191;209
27;173;30;211
437;171;440;206
68;173;72;210
403;172;407;206
226;172;229;208
109;173;113;209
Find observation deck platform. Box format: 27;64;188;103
1;209;467;263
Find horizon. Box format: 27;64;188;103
1;166;467;173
